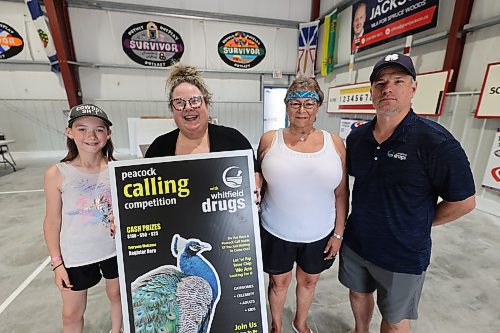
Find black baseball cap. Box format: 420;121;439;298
67;103;112;126
370;53;417;83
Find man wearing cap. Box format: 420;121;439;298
339;53;476;333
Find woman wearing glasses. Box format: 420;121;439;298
146;63;260;168
258;77;348;333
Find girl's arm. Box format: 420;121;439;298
43;165;72;290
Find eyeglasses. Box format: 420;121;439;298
170;96;204;111
287;99;318;110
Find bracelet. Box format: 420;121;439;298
50;255;62;265
52;262;64;271
50;259;63;267
332;232;343;240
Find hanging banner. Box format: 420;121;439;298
109;150;267;333
475;62;500;118
25;0;59;72
218;31;266;69
326;10;338;75
320;14;331;77
296;20;319;77
327;70;450;116
351;0;439;54
122;21;184;67
321;10;338;76
482;129;500;192
0;21;24;60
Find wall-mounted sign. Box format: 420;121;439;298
327;70;450;116
351;0;439;54
482;129;500;192
218;31;266;69
475;62;500;118
339;119;369;141
0;22;24;59
122;21;184;67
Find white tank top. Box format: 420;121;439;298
260;129;343;242
58;162;116;267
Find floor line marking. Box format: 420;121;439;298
0;256;50;315
0;189;44;195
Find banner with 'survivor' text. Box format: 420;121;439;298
109;150;267;333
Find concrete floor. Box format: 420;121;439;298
0;157;499;332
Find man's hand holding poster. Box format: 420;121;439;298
109;150;267;333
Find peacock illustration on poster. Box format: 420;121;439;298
131;234;221;333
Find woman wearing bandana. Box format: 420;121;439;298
258;77;348;333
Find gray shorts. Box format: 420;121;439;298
338;245;425;324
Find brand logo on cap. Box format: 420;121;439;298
74;104;103;115
385;54;399;62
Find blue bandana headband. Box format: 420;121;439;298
285;90;320;102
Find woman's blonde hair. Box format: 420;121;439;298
286;76;325;106
166;63;213;110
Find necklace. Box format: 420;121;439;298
290;128;315;142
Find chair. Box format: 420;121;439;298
0;133;16;171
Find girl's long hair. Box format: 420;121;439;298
60;123;116;162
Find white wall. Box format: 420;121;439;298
113;0;311;22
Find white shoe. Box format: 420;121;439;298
291;323;313;333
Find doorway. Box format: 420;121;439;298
263;86;288;133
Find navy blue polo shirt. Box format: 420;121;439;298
344;110;475;274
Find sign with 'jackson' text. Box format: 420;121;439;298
109;150;267;333
351;0;439;54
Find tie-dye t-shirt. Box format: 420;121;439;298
58;162;116;267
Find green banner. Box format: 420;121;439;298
326;10;338;74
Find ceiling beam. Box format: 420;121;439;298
442;0;475;92
311;0;320;21
44;0;82;107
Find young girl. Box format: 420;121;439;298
43;103;122;333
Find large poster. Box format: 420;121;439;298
482;129;500;192
475;62;500;118
351;0;439;54
109;150;267;333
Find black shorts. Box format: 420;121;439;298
66;256;119;291
260;226;334;275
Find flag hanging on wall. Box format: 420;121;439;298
25;0;60;72
320;15;331;76
296;20;319;78
326;10;338;75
